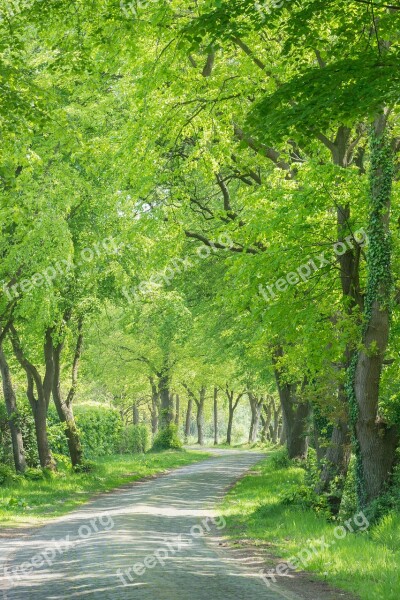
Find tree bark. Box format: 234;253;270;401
158;363;174;429
149;376;159;436
51;323;83;467
279;419;286;445
272;402;281;444
248;392;263;443
9;325;55;470
226;387;243;445
174;394;180;427
273;348;311;459
0;340;26;472
184;395;193;443
352;115;399;505
196;387;206;445
183;385;206;445
317;402;352;514
213;386;218;445
315;125;365;511
261;399;273;443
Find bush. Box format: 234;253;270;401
73;459;96;474
23;467;45;481
0;464;18;485
152;424;183;451
0;399;38;467
338;455;358;521
270;447;291;469
120;424;149;454
364;457;400;524
47;404;123;459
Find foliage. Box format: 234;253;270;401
269;447;291;469
72;460;97;474
48;405;123;458
365;459;400;524
151;424;183;451
119;424;149;454
23;467;45;482
280;449;331;518
0;399;38;466
0;451;209;527
0;464;17;485
222;451;400;600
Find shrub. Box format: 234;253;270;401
73;459;96;474
364;457;400;524
338;455;358;521
0;464;18;485
47;404;123;459
120;424;149;454
270;447;291;469
23;467;44;481
151;424;183;451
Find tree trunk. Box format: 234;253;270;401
226;406;234;445
273;350;310;459
0;341;26;472
213;386;218;445
352;115;398;505
133;404;140;425
150;377;159;436
261;399;273;443
51;325;83;468
317;411;352;514
196;387;206;445
248;393;263;443
158;371;174;429
225;388;243;445
10;325;55;470
272;403;281;444
174;394;180;427
184;395;193;443
31;395;54;469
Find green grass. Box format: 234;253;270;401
0;450;210;528
221;451;400;600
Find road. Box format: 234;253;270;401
0;450;297;600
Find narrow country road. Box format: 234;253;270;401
0;451;294;600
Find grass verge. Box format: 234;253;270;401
0;450;210;528
220;451;400;600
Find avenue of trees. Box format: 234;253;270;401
1;0;400;519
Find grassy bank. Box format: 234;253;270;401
221;452;400;600
0;450;210;528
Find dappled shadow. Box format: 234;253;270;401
0;453;283;599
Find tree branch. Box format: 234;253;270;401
202;49;215;77
184;230;259;254
233;123;293;175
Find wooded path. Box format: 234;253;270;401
0;450;296;599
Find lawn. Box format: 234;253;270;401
220;452;400;600
0;450;210;528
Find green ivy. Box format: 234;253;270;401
346;125;394;508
